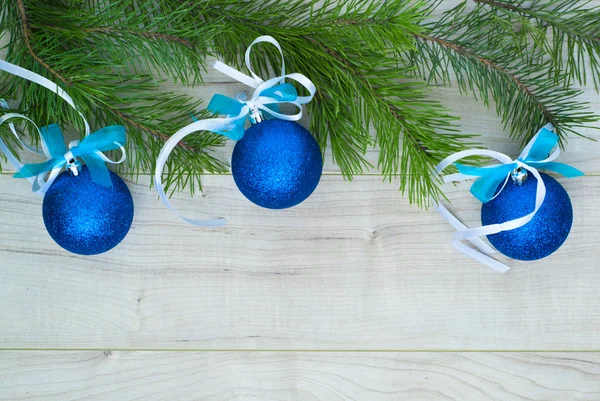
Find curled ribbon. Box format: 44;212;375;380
434;123;584;273
154;35;317;226
0;60;126;193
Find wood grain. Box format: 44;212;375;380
0;174;598;350
1;351;599;401
1;2;600;397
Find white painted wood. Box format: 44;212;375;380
0;174;598;350
1;2;600;398
1;351;599;401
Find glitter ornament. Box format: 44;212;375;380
43;166;134;255
434;124;583;272
231;119;322;209
0;60;131;255
481;172;573;261
154;36;321;225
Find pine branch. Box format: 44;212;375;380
1;0;228;195
15;0;70;86
1;0;597;207
405;1;599;145
470;0;600;89
413;32;557;125
198;0;477;206
82;27;194;48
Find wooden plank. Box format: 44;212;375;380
1;351;599;401
0;174;599;350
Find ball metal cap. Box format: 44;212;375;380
511;167;528;186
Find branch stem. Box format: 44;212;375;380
473;0;600;43
110;108;198;153
15;0;71;86
413;32;557;124
47;26;195;48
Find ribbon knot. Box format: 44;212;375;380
14;124;126;189
434;123;584;273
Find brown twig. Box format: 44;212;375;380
15;0;71;86
75;27;194;48
472;0;521;12
413;32;557;124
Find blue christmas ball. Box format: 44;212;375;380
231;119;322;209
481;172;573;261
42;166;134;255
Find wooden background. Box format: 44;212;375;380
2;2;600;399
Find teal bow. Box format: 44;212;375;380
206;83;298;140
455;127;584;203
15;124;126;188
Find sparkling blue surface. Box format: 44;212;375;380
42;166;134;255
231;119;322;209
481;172;573;261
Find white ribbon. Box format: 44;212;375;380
434;123;558;273
0;60;90;135
154;35;317;226
0;60;125;194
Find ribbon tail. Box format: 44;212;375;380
0;60;91;135
79;153;113;187
531;162;585;178
40;124;68;158
207;94;245;118
15;159;60;178
215;118;246;141
154;118;234;226
452;240;511;273
434;202;509;273
462;164;516;203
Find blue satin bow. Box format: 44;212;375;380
455;127;584;203
206;83;298;140
15;124;126;188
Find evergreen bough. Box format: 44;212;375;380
0;0;598;206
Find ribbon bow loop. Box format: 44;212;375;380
455;162;517;204
258;83;298;102
519;127;584;179
453;125;583;205
207;82;301;140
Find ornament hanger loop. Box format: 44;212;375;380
434;123;584;273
